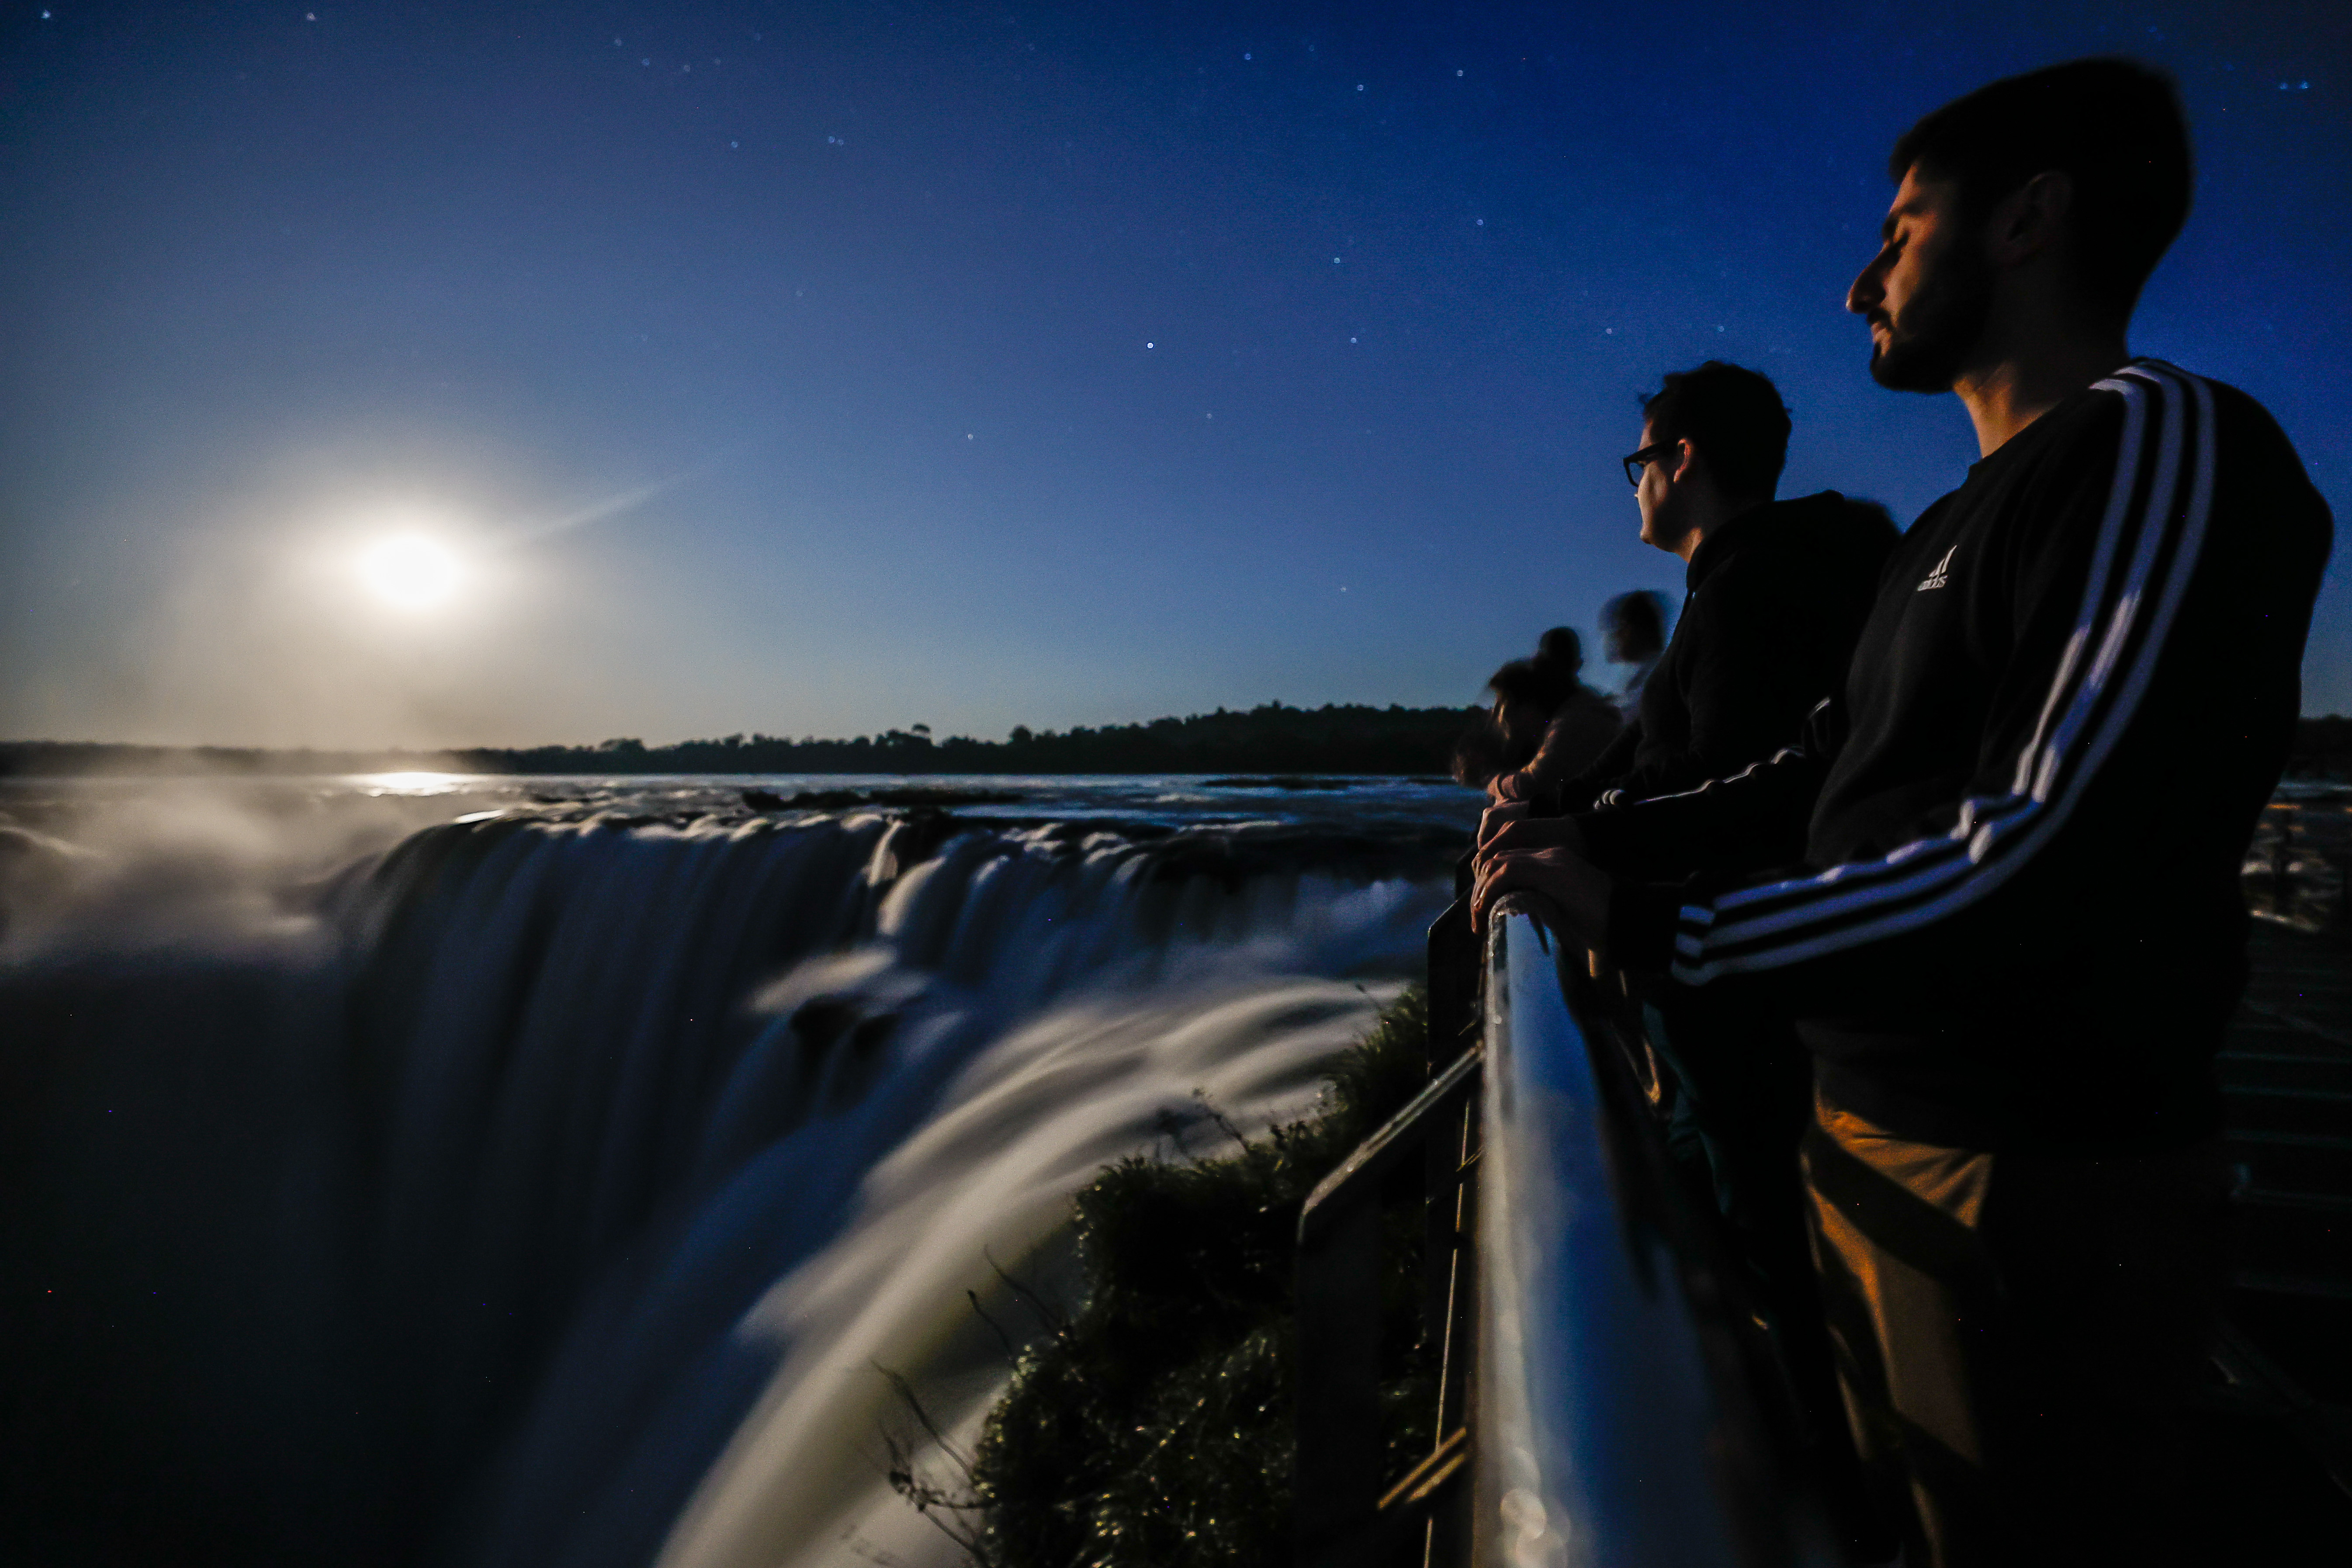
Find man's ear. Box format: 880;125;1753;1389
1668;438;1699;486
1987;170;2074;267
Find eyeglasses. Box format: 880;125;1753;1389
1622;439;1679;488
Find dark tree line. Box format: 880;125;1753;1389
2288;716;2352;782
0;702;1480;779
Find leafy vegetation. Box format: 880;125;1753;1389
893;988;1438;1568
2287;715;2352;780
0;701;1478;778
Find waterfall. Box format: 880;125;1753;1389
0;801;1455;1567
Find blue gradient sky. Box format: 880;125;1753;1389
3;1;2345;747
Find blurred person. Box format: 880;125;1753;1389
1450;658;1558;788
1476;59;2332;1567
1455;630;1620;798
1493;363;1897;834
1600;589;1670;720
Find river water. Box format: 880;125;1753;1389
0;772;1478;1568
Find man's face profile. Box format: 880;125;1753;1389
1633;420;1684;552
1849;164;1996;392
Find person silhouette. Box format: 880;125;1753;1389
1599;591;1669;720
1452;630;1621;798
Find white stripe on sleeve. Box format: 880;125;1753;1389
1670;361;2214;985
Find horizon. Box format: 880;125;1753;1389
2;695;1481;758
5;3;2346;749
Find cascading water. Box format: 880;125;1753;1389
0;780;1467;1568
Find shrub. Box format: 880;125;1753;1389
896;988;1437;1567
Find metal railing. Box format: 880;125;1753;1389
1474;902;1837;1567
1297;894;1831;1568
1474;906;1742;1566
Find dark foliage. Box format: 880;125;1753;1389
2289;716;2352;781
0;702;1480;779
893;988;1436;1568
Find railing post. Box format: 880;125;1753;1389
1423;1082;1480;1568
1427;894;1480;1073
1294;1198;1385;1555
1426;893;1480;1355
2273;809;2297;920
1294;1045;1485;1568
1425;892;1486;1568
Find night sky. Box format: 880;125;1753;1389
3;2;2346;749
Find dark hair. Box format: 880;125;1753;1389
1890;58;2191;327
1534;626;1583;674
1601;591;1670;660
1455;657;1578;785
1639;361;1790;501
1450;724;1505;787
1486;657;1576;719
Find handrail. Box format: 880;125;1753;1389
1474;903;1746;1568
1300;1045;1486;1250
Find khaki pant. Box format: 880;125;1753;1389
1802;1089;2226;1567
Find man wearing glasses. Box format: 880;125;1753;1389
1490;358;1897;1298
1493;360;1895;831
1489;358;1898;1559
1476;59;2332;1566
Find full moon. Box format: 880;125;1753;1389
358;534;464;609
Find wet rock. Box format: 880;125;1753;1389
869;806;968;881
787;789;867;809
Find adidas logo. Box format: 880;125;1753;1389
1916;545;1957;592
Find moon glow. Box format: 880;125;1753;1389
359;534;464;609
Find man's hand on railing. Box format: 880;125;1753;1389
1488;770;1536;803
1477;813;1587;858
1477;799;1536;847
1471;843;1612;944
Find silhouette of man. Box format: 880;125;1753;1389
1492;361;1896;831
1476;59;2332;1566
1487;362;1899;1558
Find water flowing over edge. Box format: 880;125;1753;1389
0;793;1462;1567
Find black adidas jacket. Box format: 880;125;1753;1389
1552;492;1898;854
1580;362;2333;1151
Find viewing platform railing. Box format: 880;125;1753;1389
1296;895;1832;1568
1472;904;1797;1566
